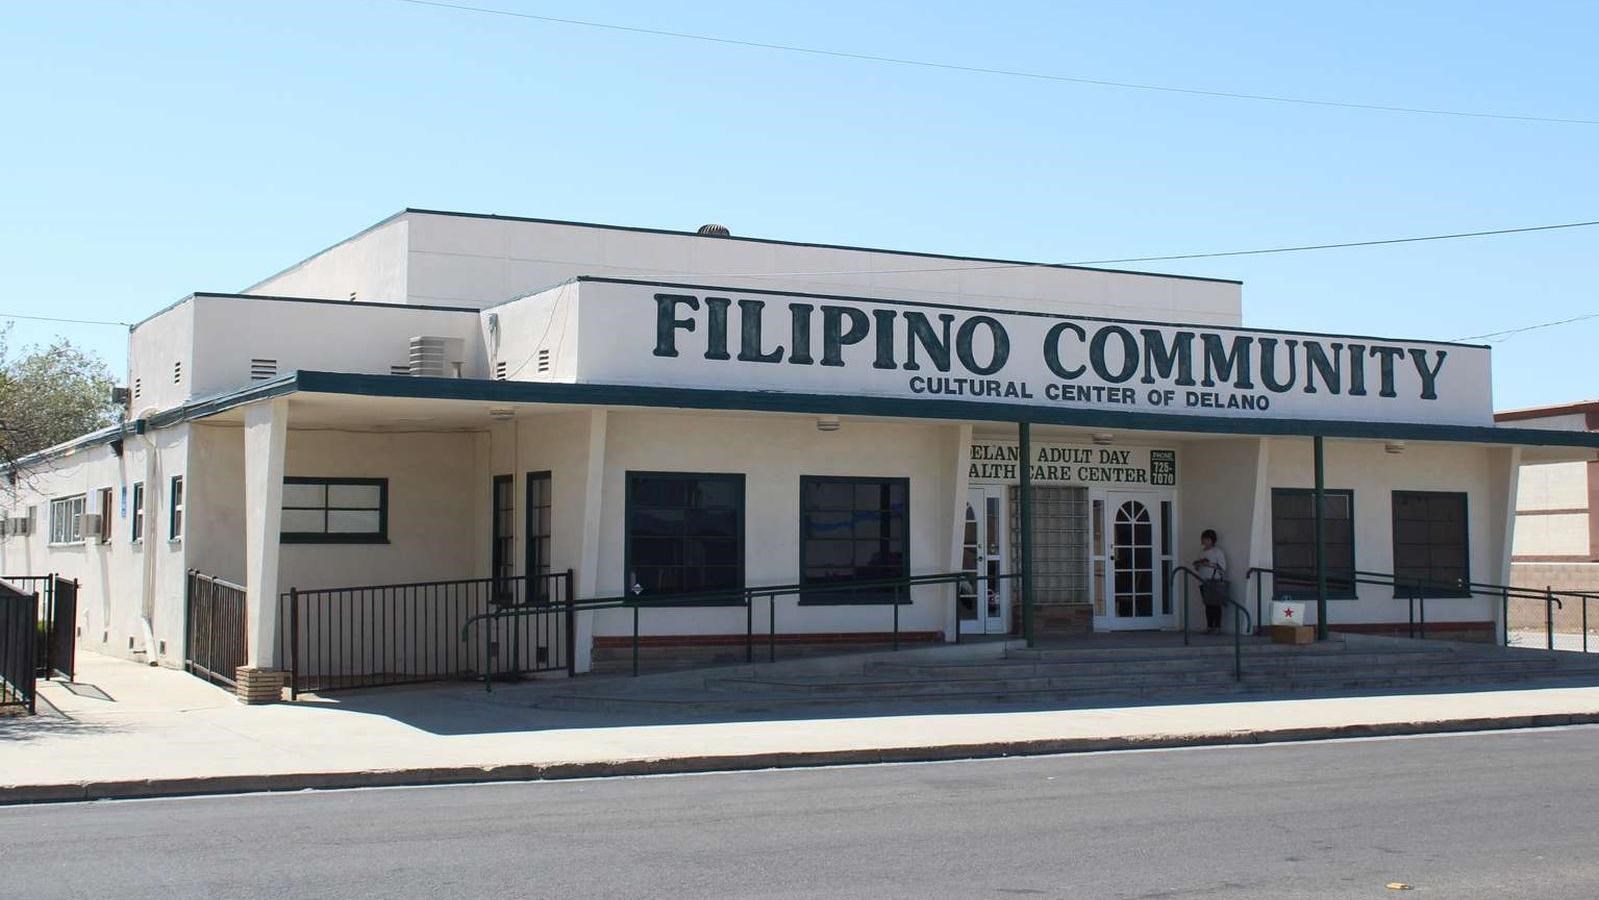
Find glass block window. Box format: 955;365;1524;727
1010;485;1090;607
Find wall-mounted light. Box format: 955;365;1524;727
817;416;841;432
1385;441;1406;455
1091;433;1115;446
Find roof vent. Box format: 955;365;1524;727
696;223;731;237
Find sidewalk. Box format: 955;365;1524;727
6;653;1599;804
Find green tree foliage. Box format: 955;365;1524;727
0;327;121;464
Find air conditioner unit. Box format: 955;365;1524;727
7;516;31;536
408;336;466;378
81;514;103;540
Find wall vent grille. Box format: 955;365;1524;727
407;336;465;378
536;349;551;374
390;364;412;377
172;361;182;384
494;361;508;380
249;358;278;380
133;378;142;399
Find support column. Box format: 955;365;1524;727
1019;421;1035;647
946;424;973;643
574;408;608;674
1313;435;1328;641
241;398;287;698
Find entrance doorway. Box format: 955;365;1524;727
958;485;1009;634
1093;491;1177;631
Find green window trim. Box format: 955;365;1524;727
799;475;910;605
130;482;145;544
623;471;745;605
281;476;389;544
1391;490;1471;599
168;475;184;541
1270;488;1357;600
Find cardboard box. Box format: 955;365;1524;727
1271;624;1315;645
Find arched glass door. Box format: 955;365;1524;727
958;485;1008;634
1096;491;1174;630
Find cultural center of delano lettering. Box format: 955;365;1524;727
5;209;1597;702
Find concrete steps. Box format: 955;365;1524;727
535;636;1599;716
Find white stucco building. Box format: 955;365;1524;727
5;209;1596;698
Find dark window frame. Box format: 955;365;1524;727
168;475;184;541
281;476;390;545
130;482;145;544
97;487;113;543
1269;488;1357;600
623;471;745;606
1391;490;1471;599
491;474;515;604
799;475;911;605
526;471;553;603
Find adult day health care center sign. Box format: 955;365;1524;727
570;279;1493;426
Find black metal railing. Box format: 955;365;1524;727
0;580;39;714
185;570;247;689
1244;566;1588;648
3;574;76;681
463;570;1014;686
1170;566;1252;680
283;570;575;698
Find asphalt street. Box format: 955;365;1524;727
4;726;1598;899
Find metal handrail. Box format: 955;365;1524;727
1170;565;1251;681
1245;566;1580;648
462;570;1021;683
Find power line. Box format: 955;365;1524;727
1457;311;1599;343
641;219;1599;279
381;0;1599;127
0;312;130;327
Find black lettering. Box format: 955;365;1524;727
956;316;1010;376
1409;348;1448;400
1369;346;1405;398
652;293;698;358
1090;326;1139;384
1200;334;1254;389
788;303;814;365
736;299;783;363
903;311;955;372
821;306;871;367
704;296;732;361
1139;329;1196;386
1043;322;1088;379
1303;341;1342;395
1257;337;1298;393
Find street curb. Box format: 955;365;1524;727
7;710;1599;805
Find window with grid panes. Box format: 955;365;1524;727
1391;491;1469;597
800;477;908;604
1270;489;1356;599
281;477;388;543
625;473;743;602
526;472;552;602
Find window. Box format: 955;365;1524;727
625;472;743;601
491;475;514;604
1392;491;1469;597
281;477;388;543
97;488;113;543
526;471;552;602
49;495;87;545
800;476;908;604
168;476;184;540
131;482;145;543
1270;489;1356;599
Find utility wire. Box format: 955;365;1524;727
0;312;130;327
1457;311;1599;343
382;0;1599;127
640;219;1599;278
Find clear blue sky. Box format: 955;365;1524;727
2;1;1594;410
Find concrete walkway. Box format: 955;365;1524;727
6;652;1599;804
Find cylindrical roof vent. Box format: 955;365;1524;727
696;223;731;237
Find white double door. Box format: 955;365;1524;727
1093;491;1178;631
958;485;1009;635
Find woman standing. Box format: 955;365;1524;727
1193;529;1228;634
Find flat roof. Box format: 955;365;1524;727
246;207;1245;297
1495;400;1599;423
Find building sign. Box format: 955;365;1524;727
568;280;1495;426
968;441;1178;486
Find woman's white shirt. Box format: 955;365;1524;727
1197;547;1227;581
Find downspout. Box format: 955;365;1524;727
135;417;160;661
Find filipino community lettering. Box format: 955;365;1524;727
650;293;1450;413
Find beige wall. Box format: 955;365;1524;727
585;411;959;637
0;425;190;667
